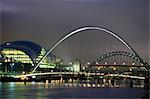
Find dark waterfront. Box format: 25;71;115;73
0;82;145;99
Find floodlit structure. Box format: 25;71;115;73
73;60;81;72
0;41;55;73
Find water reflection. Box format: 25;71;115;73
0;82;144;99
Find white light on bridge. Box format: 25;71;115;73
129;68;132;71
87;62;90;65
95;62;98;64
113;62;117;65
32;64;34;66
104;62;107;64
141;63;143;66
22;71;25;74
6;43;10;45
132;63;135;65
82;66;85;70
122;63;126;65
32;76;36;78
69;62;72;65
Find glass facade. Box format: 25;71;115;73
36;48;55;68
1;48;33;64
0;41;56;73
0;48;55;69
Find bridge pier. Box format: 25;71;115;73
24;78;27;85
45;80;49;84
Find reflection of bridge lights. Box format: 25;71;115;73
113;68;116;71
9;82;15;87
122;63;126;65
132;63;135;65
129;68;132;71
32;81;35;84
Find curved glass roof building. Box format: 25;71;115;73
0;41;55;73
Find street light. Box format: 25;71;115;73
87;62;90;65
95;62;98;64
6;43;10;45
123;63;126;65
141;63;143;66
69;62;72;65
113;62;117;65
113;67;116;71
132;62;135;65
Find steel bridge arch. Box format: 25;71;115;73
93;51;143;65
31;26;148;73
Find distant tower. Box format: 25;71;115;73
73;59;81;72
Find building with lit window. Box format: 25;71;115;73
0;41;55;73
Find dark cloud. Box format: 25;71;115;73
1;0;149;64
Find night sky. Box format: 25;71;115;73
1;0;149;64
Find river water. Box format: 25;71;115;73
0;82;144;99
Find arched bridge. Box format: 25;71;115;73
86;51;146;75
31;26;149;73
92;51;145;66
13;26;149;82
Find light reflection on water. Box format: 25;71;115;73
0;82;144;99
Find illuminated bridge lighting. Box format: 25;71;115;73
14;72;145;80
32;26;148;73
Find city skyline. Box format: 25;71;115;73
1;0;149;64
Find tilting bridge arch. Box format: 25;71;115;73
31;26;149;73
